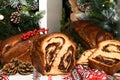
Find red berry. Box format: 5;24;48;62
26;32;31;37
30;33;34;36
33;29;37;33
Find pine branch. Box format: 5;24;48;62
0;0;42;40
93;0;99;9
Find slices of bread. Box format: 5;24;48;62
31;32;77;75
88;40;120;75
77;49;95;65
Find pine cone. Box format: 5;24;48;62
31;2;39;11
1;58;33;75
28;0;39;11
18;62;33;75
17;4;23;11
10;58;22;67
2;63;17;75
10;11;20;24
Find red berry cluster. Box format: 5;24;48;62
22;28;48;40
39;28;48;34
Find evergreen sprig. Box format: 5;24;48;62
77;0;118;38
0;0;43;41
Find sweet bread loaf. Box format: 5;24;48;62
31;32;77;75
0;33;40;65
77;48;95;65
70;20;113;49
88;40;120;75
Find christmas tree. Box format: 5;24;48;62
0;0;44;41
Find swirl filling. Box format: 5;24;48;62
102;44;120;53
45;37;65;72
94;55;120;65
58;46;74;72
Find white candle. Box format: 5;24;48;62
39;0;47;29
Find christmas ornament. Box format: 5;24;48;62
0;14;4;20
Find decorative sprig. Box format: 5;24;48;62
22;28;48;40
76;0;119;38
0;0;44;40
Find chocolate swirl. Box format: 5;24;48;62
102;44;120;53
45;37;65;72
94;55;120;65
58;46;74;72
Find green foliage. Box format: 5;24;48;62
0;5;18;40
77;0;115;21
60;8;71;32
90;0;114;20
77;0;118;37
0;0;43;41
60;0;71;33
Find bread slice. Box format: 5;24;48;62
31;32;77;75
89;40;120;75
77;49;95;65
